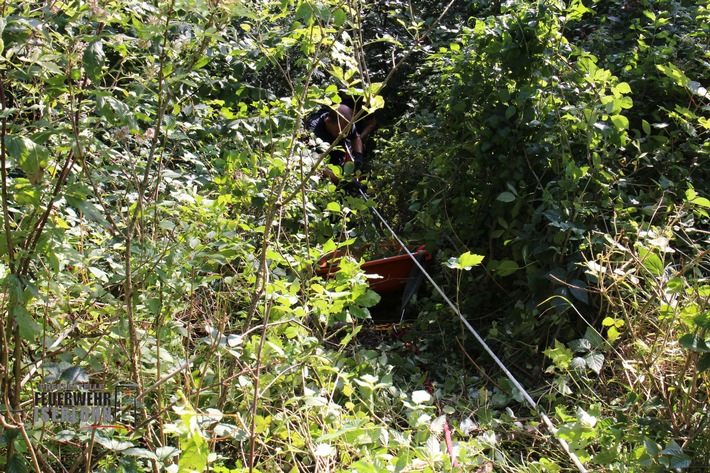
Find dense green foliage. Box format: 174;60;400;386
0;0;708;472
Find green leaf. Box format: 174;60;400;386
13;305;41;341
615;82;631;94
326;201;341;213
610;114;629;131
123;448;159;461
584;352;604;374
83;40;105;82
60;365;90;383
656;63;689;87
179;437;209;473
678;334;710;353
156;446;181;461
693;312;710;329
458;251;484;269
94;435;134;452
493;259;519;277
355;289;381;308
7;454;28;473
496;191;516;203
569;279;588;304
638;247;664;276
544;340;573;370
686;188;710;209
5;135;48;185
698;354;710;373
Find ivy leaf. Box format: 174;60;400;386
584;351;604;374
83;39;105;82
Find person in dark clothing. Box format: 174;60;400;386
305;104;365;186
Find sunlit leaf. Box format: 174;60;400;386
411;390;431;405
610;114;629;131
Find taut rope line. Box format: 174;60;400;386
359;189;588;473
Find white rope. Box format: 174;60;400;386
359;189;588;473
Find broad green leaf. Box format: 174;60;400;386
496;191;516;202
610;114;629;131
615;82;631;94
7;454;28;473
544;340;573;370
355;289;381;308
326;201;341;213
13;305;41;341
678;334;710;353
686;190;710;209
670;453;692;469
698;354;710;373
5;135;48;184
569;279;588;304
608;324;621;341
494;259;519;277
458;251;484;270
83;40;105;82
156;446;181;461
94;436;134;451
637;247;664;276
693;312;710;329
123;448;159;461
584;352;604;374
60;365;90;383
657;63;689;87
178;439;209;473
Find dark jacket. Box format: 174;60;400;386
305;109;362;170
